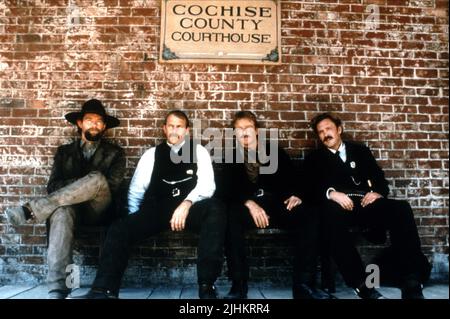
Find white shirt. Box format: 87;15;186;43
328;142;347;163
127;141;216;214
326;142;347;199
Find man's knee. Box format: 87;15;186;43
395;199;412;210
319;201;346;221
49;206;76;226
207;198;226;212
86;171;107;184
107;217;130;238
296;205;320;226
226;202;247;223
205;198;226;223
390;199;414;219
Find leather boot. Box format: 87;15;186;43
67;288;118;299
198;284;218;299
354;284;386;299
224;280;248;299
401;278;425;299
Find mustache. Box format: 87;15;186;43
323;135;333;142
240;133;256;139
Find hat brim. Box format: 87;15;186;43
65;112;120;129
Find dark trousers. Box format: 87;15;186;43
225;197;320;285
92;197;226;294
320;198;428;288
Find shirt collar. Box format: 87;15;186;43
328;142;346;155
80;139;100;160
80;139;100;149
167;139;186;153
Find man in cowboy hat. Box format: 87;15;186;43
4;98;126;299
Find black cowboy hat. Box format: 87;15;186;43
65;99;120;129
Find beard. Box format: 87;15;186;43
85;129;104;142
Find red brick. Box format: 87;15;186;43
279;112;305;121
369;87;392;95
304;76;329;84
21;235;47;246
391;68;414;77
407;114;430;122
223;93;251;101
305;94;330;102
318;85;342;94
331;77;354;85
344;86;367;94
118;17;145;25
221;74;248;83
430;97;448;106
415;51;438;59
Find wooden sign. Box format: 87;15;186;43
160;0;281;65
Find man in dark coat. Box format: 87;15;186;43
4;99;126;299
303;112;430;299
223;111;328;299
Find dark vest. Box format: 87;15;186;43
336;151;372;194
142;141;198;207
227;145;296;203
79;143;97;176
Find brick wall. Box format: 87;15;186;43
0;0;448;285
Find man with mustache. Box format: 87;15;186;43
69;110;226;299
223;111;328;299
303;112;430;299
4;99;126;299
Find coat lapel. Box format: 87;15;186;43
344;143;359;175
67;140;83;175
73;140;82;162
320;144;357;180
321;146;347;171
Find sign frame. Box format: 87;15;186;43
159;0;282;65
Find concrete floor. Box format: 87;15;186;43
0;283;448;299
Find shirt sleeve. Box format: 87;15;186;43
326;187;336;199
185;144;216;203
128;147;156;214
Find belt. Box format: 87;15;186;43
342;189;366;197
346;193;365;198
172;188;181;197
254;189;273;198
255;189;264;197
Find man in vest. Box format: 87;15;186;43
69;110;226;299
